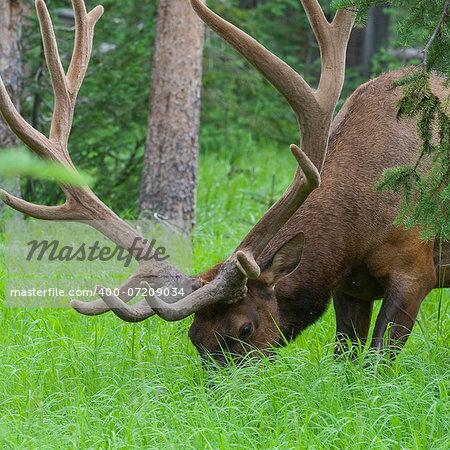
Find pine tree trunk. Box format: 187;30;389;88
346;4;390;73
362;4;390;75
0;0;22;211
138;0;204;234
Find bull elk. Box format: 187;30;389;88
0;0;448;366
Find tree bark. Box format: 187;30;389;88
362;4;390;75
0;0;22;210
345;4;390;73
138;0;204;234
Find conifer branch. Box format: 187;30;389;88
422;0;449;70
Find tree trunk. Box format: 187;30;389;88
139;0;204;235
345;4;390;74
0;0;22;211
362;4;390;75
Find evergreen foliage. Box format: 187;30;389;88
376;69;449;240
333;0;449;240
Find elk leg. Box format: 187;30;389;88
333;291;373;357
369;278;434;356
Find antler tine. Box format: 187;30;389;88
236;144;319;260
67;0;104;96
311;6;355;111
70;272;148;316
91;286;155;323
35;0;70;150
189;0;354;171
189;0;317;130
36;0;104;152
0;189;85;220
0;77;53;159
142;259;249;321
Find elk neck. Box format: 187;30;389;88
266;185;353;341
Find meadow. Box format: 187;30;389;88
0;141;449;449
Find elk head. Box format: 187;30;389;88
0;0;354;365
189;234;306;365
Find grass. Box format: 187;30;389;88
0;140;449;449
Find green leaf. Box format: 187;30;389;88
0;149;92;187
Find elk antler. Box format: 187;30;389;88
0;0;354;323
0;0;192;320
190;0;354;171
94;0;355;321
139;144;320;320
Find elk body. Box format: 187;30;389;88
189;71;450;363
0;0;448;366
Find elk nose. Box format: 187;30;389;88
199;349;229;370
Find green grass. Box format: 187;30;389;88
0;141;449;449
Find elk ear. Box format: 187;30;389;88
258;233;304;287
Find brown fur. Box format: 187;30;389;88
189;71;450;363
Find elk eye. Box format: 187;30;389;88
239;323;253;340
